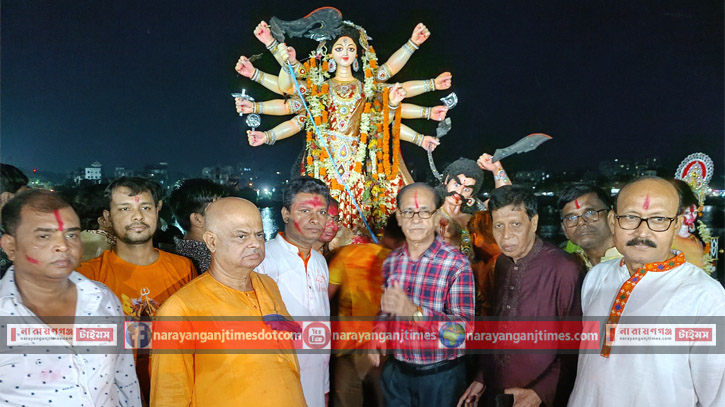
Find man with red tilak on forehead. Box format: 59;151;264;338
0;190;141;406
256;176;332;407
568;176;725;406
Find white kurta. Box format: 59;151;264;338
568;257;725;407
0;268;142;407
256;233;330;407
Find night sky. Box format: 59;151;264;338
1;1;723;181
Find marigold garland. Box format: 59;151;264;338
389;105;402;180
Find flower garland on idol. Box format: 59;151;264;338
300;28;402;231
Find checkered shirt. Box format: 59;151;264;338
381;236;475;364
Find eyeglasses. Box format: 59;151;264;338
614;214;676;232
561;209;608;228
399;209;434;219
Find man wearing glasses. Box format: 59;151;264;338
568;176;725;406
558;183;621;270
369;182;475;407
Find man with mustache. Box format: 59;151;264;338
0;189;141;406
558;183;621;271
256;176;331;407
77;177;197;401
151;198;306;406
568;176;725;406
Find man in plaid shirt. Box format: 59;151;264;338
370;182;475;407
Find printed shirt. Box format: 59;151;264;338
568;254;725;407
0;268;142;407
173;237;212;273
255;232;330;407
381;236;475;365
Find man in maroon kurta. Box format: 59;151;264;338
458;185;583;407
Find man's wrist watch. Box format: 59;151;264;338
412;306;424;321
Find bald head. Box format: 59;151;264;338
203;197;265;272
615;177;680;215
205;197;260;233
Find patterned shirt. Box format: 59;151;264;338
381;236;475;365
174;237;211;273
0;268;142;406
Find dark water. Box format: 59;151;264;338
260;197;725;283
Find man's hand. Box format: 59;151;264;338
381;283;417;317
504;388;541;407
368;338;387;367
476;153;502;173
457;381;485;407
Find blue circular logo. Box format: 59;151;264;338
125;322;152;349
438;322;465;348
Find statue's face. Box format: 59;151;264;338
331;36;357;67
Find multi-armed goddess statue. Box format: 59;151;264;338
233;7;452;235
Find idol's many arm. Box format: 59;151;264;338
235;56;283;95
387;83;440;151
399;123;439;152
246;114;306;146
234;98;304;116
250;20;301;95
375;23;431;82
401;72;452;98
401;103;448;121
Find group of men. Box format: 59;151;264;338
0;159;723;406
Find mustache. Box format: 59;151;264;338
626;238;657;248
446;191;462;199
125;222;150;230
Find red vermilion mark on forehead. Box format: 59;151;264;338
574;199;580;210
642;194;650;210
25;256;39;264
134;195;140;203
299;196;326;208
53;209;64;231
414;192;419;209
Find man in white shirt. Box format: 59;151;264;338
0;189;141;406
568;176;725;407
256;176;331;407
